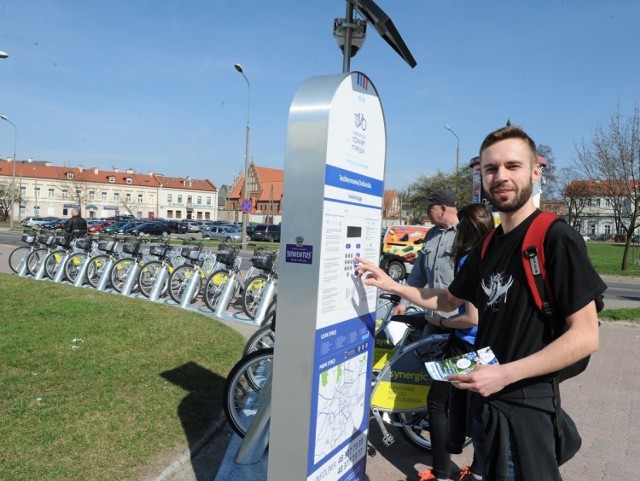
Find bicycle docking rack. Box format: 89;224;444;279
96;258;116;292
120;262;141;296
74;257;92;288
179;269;201;309
34;255;49;280
148;265;169;302
52;252;70;284
17;257;29;277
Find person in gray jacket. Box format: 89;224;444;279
393;188;459;319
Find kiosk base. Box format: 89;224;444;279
214;433;268;481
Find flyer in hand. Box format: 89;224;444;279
425;347;499;382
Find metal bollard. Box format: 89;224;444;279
73;256;91;287
179;268;201;308
149;265;168;302
120;261;141;296
53;252;70;283
234;367;272;464
252;280;277;327
213;271;238;318
96;258;115;291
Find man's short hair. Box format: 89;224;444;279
479;125;538;166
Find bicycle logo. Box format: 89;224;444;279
354;113;367;131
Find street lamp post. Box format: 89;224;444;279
444;124;460;198
234;63;251;249
1;115;17;228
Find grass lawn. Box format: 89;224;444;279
586;241;640;276
0;273;245;481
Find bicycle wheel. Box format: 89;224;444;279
85;254;110;288
138;260;165;298
64;252;88;283
168;264;201;304
44;249;67;279
223;348;274;438
203;269;230;311
243;323;275;356
110;258;135;293
388;336;449;452
26;248;48;276
8;246;30;273
241;274;268;319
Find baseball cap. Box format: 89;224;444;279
425;188;456;207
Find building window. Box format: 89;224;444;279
34;187;40;199
177;195;183;204
114;192;120;202
196;212;202;220
48;188;54;199
604;225;611;234
108;176;115;183
62;189;68;199
206;196;211;206
176;211;182;219
595;198;601;207
138;194;143;204
197;196;202;205
101;191;107;202
67;172;74;180
167;210;173;219
88;190;95;201
126;177;133;184
125;193;132;203
605;198;611;207
167;194;173;203
204;212;210;220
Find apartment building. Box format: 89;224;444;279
0;159;218;221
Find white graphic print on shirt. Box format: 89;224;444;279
481;272;514;311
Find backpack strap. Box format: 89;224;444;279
521;211;560;317
480;228;496;260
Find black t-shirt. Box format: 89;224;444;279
449;210;607;390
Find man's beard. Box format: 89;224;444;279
485;181;533;213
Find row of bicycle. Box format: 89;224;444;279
8;230;278;318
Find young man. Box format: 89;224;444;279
357;126;605;481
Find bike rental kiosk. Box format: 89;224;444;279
269;71;386;481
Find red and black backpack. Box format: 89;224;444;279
480;211;592;381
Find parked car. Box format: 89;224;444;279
184;220;202;233
21;216;60;227
250;223;281;242
379;225;430;280
115;221;144;234
102;221;128;234
163;220;188;234
130;222;171;236
88;221;109;233
201;225;242;242
40;218;66;230
246;222;258;236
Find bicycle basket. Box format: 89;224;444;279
37;234;55;245
123;242;140;255
150;244;168;257
251;253;276;271
216;250;236;267
180;246;200;260
98;239;117;252
75;237;93;250
22;232;36;243
55;235;71;248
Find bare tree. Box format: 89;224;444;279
573;102;640;270
0;180;20;221
562;173;592;230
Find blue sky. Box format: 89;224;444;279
0;0;638;191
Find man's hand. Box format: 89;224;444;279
448;364;513;397
355;257;397;292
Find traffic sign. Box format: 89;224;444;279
241;199;253;213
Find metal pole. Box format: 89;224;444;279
444;124;460;197
235;64;251;249
342;1;355;73
1;115;17;229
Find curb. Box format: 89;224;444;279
152;410;228;481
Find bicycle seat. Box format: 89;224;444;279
390;312;432;329
378;293;401;304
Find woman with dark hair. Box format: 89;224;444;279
418;203;494;481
